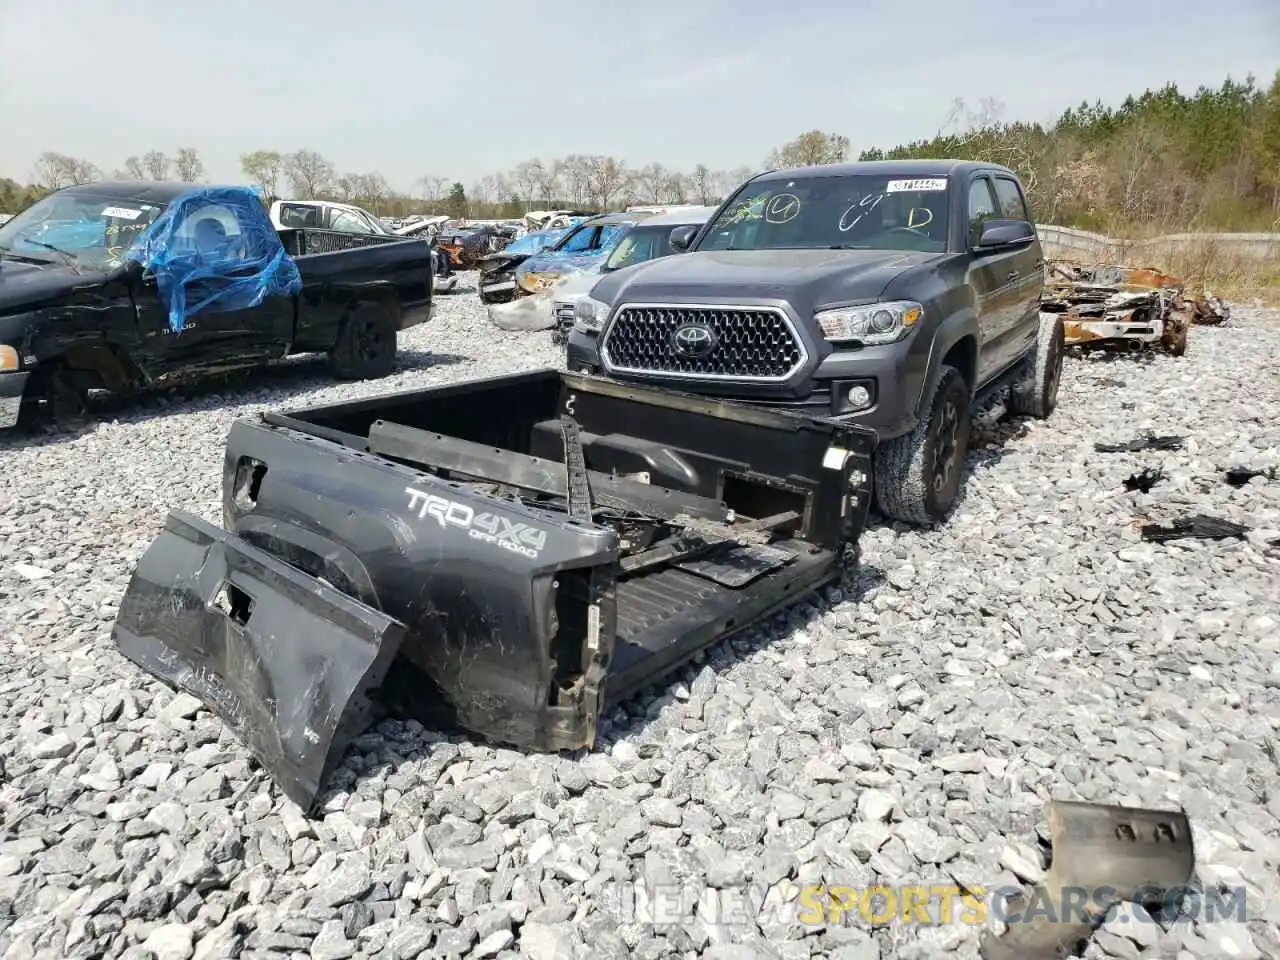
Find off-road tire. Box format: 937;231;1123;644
328;300;398;380
873;364;972;527
1008;313;1065;419
19;362;88;429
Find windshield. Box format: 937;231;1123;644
698;174;950;253
603;223;689;271
0;192;165;269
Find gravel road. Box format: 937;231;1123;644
1;281;1278;960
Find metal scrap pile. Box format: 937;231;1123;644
1040;260;1230;356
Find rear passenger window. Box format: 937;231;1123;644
993;178;1030;221
967;179;998;243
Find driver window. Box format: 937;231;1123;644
173;203;244;258
561;226;598;252
967;179;998;243
329;209;369;233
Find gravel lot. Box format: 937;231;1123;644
1;279;1278;960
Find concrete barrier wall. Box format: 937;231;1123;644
1036;225;1280;264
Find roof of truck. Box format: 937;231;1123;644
58;181;210;203
627;206;717;226
583;211;655;226
755;159;1017;182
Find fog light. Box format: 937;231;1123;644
847;385;872;410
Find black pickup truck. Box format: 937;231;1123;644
566;160;1064;526
111;369;876;809
0;181;434;430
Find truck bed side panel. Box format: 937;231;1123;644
278;229;433;351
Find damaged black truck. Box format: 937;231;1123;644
112;369;876;809
0;181;434;430
566;160;1064;526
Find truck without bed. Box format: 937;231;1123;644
111;369;877;810
565;160;1065;527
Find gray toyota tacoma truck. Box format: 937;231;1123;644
112;369;876;809
566;159;1064;526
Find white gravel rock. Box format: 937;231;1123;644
1;290;1278;958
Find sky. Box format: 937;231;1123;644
1;0;1277;192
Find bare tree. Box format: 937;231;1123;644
32;152;99;190
766;131;850;169
583;156;630;209
660;171;690;204
142;151;171;180
174;147;204;182
632;163;668;203
240;150;285;198
123;156;146;180
357;173;390;210
468;177;494;208
689;165;716;204
558;155;590;207
415;174;445;203
284;149;336;199
511;160;541;210
535;160;560;205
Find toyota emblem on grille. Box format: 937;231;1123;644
671;323;717;358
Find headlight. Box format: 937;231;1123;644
815;301;923;345
574;296;609;333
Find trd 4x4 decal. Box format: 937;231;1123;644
404;487;547;559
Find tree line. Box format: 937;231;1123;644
3;70;1277;235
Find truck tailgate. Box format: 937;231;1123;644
114;510;405;810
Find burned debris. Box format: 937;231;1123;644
1094;431;1185;453
1041;260;1229;356
1224;465;1277;486
1140;514;1251;542
1122;466;1164;493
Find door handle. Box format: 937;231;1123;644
1007;270;1020;281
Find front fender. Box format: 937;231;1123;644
915;307;980;416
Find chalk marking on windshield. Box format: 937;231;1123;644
764;194;801;224
102;206;143;220
838;194;885;233
907;208;934;229
886;178;948;193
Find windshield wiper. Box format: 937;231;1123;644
17;239;82;272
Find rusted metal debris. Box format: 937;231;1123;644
1040;260;1229;355
979;800;1196;960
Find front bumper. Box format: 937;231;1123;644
0;371;30;429
567;325;923;439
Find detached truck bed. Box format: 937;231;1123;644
112;369;876;810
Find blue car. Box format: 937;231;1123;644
475;224;580;303
512;212;650;299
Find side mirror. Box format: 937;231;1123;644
669;225;698;252
974;218;1035;251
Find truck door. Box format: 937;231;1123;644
990;174;1043;360
964;175;1020;383
131;198;295;378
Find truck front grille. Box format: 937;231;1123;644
600;304;806;381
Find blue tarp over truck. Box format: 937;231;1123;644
0;180;435;429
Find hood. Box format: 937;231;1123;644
548;270;601;303
590;248;945;306
520;248;609;278
0;258;98;316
